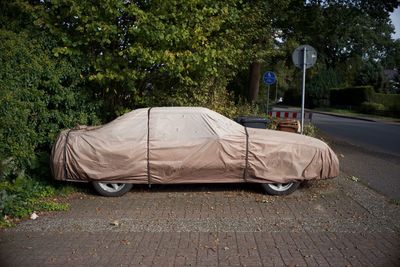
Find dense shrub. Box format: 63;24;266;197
307;68;343;108
370;93;400;114
0;175;69;226
0;30;101;224
283;88;302;106
330;86;374;107
354;60;384;92
329;85;400;117
360;102;386;114
142;76;260;119
0;30;101;181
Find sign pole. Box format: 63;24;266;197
301;47;307;134
292;44;316;134
267;85;270;113
275;79;278;102
262;71;276;113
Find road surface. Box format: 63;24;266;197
311;113;400;200
312;113;400;157
272;107;400;200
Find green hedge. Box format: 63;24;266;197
0;30;101;181
283;88;302;106
330;86;374;106
329;86;400;116
370;93;400;113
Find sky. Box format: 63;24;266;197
390;7;400;39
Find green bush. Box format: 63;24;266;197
0;175;69;226
370;93;400;113
360;102;386;114
0;30;101;225
330;86;374;107
303;123;318;138
0;29;101;181
283;88;302;106
307;68;343;108
329;85;400;117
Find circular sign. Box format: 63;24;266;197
263;71;276;85
292;45;317;69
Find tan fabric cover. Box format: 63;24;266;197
51;107;339;184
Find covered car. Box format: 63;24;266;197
51;107;339;196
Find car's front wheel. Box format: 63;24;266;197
262;181;300;196
92;182;133;197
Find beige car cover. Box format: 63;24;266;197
51;107;339;184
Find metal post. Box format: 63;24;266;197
275;79;278;102
266;85;270;113
301;47;307;134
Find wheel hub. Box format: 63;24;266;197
98;183;125;193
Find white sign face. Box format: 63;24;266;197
292;45;317;69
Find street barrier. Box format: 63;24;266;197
268;111;313;122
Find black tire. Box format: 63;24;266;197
262;181;300;196
92;182;133;197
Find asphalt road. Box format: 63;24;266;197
312;113;400;200
272;107;400;200
312;113;400;157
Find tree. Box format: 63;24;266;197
0;29;101;180
18;0;274;115
355;60;384;92
381;39;400;70
278;0;398;67
307;68;343;107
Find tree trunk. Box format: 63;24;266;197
248;62;261;103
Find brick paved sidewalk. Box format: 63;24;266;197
1;176;399;266
1;231;398;266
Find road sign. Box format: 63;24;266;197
292;45;317;69
292;45;317;134
263;71;276;85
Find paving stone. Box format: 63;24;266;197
0;175;399;266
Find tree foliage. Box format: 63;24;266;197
355;60;384;92
18;0;280;115
307;68;343;107
0;29;100;180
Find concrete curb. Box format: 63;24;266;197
309;110;377;122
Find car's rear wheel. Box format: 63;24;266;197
92;182;133;197
262;181;300;195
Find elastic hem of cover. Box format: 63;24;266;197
147;107;153;187
243;127;249;181
63;129;73;181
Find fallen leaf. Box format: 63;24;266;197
350;176;359;182
110;220;120;226
121;240;131;245
30;212;38;220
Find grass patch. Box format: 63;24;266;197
303;123;318;138
0;175;74;227
390;198;400;206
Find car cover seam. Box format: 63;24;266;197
147;107;153;187
243;126;249;181
63;129;73;180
